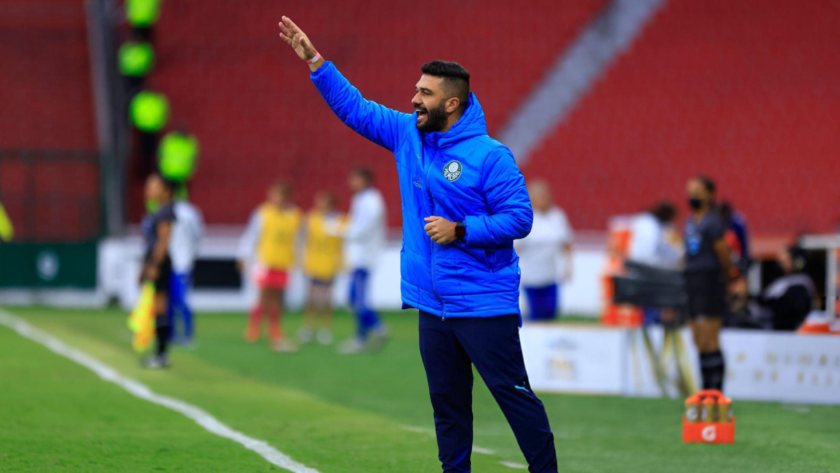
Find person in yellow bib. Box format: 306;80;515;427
238;182;301;352
297;192;346;345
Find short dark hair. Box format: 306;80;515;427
351;166;374;185
787;245;808;272
271;180;293;198
695;175;716;194
651;201;676;223
150;172;178;195
421;60;470;111
718;201;733;222
320;191;337;208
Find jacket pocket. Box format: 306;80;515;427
484;246;513;273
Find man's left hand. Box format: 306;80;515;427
424;216;457;245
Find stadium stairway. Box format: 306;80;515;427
520;0;840;233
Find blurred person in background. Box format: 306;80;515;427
732;246;815;331
238;182;302;353
168;186;204;347
332;167;389;354
718;201;751;314
515;181;573;321
718;201;750;260
628;201;682;269
298;191;345;346
684;176;731;391
140;173;177;368
627;201;683;326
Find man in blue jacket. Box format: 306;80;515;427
279;17;557;473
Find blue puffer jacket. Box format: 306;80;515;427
312;61;533;318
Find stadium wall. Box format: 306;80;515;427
95;233;606;315
521;324;840;405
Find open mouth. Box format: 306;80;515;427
416;110;427;120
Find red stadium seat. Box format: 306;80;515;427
522;0;840;233
143;0;606;225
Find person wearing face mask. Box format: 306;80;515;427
684;176;731;392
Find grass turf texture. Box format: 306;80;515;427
1;307;838;473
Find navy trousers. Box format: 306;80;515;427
418;311;558;473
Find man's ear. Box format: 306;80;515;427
445;97;460;115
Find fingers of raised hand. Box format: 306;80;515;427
278;21;292;36
285;16;302;34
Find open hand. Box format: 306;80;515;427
278;16;318;62
424;216;457;245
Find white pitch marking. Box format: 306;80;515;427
472;446;495;455
0;309;320;473
400;425;497;455
499;461;528;469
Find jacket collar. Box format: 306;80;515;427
420;93;487;149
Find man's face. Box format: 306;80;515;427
145;175;163;204
529;187;552;212
313;192;332;212
348;173;366;192
412;74;449;132
686;179;709;206
267;188;284;207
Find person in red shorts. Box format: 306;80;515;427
238;182;302;352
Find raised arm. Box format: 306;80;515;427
278;16;409;152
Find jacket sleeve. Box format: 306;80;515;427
311;61;409;152
463;148;533;248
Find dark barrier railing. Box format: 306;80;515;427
0;149;103;243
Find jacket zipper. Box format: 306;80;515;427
424;146;445;320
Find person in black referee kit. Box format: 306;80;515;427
684;176;731;391
140;172;177;369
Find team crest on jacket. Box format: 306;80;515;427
443;161;462;182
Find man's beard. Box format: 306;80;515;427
415;101;448;132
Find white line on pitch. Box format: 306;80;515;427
499;461;528;469
400;424;498;455
399;425;530;469
0;309;320;473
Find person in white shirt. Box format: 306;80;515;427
627;201;683;327
515;181;573;320
627;202;682;269
333;167;389;353
168;196;204;345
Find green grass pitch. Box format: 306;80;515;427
1;306;838;472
